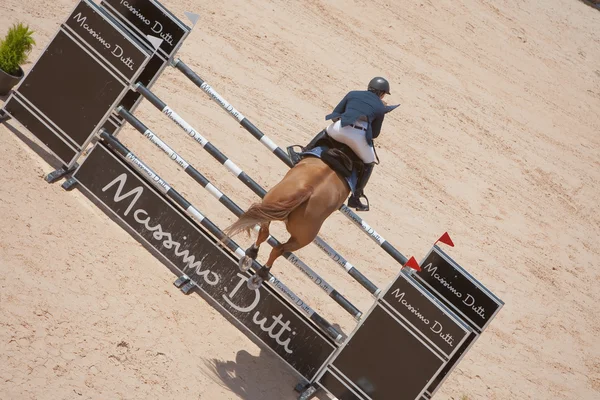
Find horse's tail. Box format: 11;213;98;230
221;186;314;242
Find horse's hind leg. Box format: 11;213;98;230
268;232;311;272
247;236;303;290
239;222;271;272
247;222;271;258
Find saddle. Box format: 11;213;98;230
288;132;365;180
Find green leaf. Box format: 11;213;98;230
0;22;36;76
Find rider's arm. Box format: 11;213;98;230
372;103;399;138
371;114;384;139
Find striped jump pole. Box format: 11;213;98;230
172;59;409;268
98;129;344;343
114;106;362;320
132;83;380;296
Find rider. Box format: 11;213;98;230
288;77;399;211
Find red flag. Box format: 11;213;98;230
436;232;454;247
405;256;421;272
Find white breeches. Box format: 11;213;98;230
325;120;376;163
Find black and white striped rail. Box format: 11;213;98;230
98;129;344;343
172;59;409;268
132;83;380;296
115;106;362;320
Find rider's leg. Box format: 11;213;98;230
325;120;377;211
348;162;375;211
325;121;376;163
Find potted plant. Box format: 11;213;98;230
0;22;35;96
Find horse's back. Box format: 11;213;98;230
290;158;350;218
263;156;348;210
291;157;347;186
261;159;321;204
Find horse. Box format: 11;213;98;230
221;140;360;290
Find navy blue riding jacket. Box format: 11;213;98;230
325;90;400;146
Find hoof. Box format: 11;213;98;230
247;275;263;290
238;255;253;272
245;245;259;259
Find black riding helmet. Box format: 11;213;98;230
368;77;391;95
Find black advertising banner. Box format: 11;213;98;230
425;330;478;396
329;304;445;400
15;30;126;149
410;246;504;397
319;370;363;400
100;0;190;57
413;247;503;332
98;0;191;133
72;142;336;380
4;0;152;168
381;272;471;358
64;0;149;80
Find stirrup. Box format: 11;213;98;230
348;193;370;211
286;145;303;166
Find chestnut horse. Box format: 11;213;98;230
222;156;351;289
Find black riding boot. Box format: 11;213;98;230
287;129;328;166
348;162;374;211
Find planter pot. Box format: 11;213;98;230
0;66;24;96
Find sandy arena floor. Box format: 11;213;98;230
1;0;599;399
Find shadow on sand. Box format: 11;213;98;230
1;119;65;172
201;348;331;400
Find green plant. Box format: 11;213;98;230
0;22;35;76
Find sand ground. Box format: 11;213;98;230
1;0;599;399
